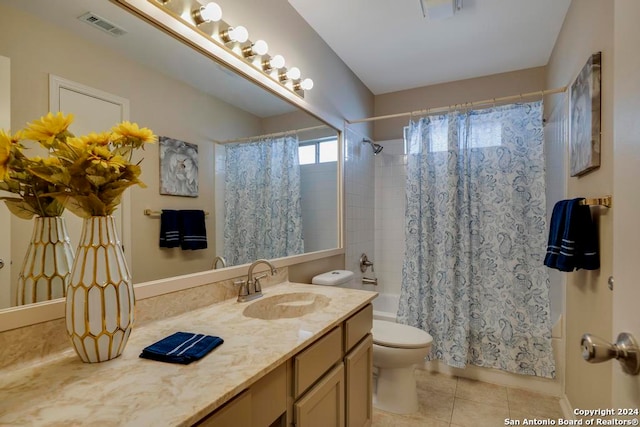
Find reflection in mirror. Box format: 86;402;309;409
0;0;340;310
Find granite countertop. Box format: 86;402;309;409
0;282;376;427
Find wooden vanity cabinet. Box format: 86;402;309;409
194;363;287;427
293;304;373;427
194;303;373;427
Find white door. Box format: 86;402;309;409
612;0;640;407
0;56;10;307
49;75;131;267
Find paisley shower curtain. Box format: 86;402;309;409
397;101;555;378
223;135;304;265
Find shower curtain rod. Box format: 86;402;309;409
213;124;329;144
347;86;567;124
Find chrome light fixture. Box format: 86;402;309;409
156;0;313;96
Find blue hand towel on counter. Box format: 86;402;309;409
140;332;224;364
179;210;208;250
159;210;180;248
544;198;600;272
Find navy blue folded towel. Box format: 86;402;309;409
159;210;180;248
140;332;223;364
544;198;600;272
179;210;208;250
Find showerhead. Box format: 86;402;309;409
362;138;383;155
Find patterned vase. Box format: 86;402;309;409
65;216;135;363
17;216;74;305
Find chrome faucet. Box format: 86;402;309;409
236;259;278;302
212;256;227;270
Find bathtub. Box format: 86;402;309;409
372;293;400;322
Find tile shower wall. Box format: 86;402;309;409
374;139;407;296
344;128;376;287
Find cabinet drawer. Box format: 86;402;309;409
294;326;343;398
344;304;373;352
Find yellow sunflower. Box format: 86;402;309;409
81;132;112;146
23;112;74;148
111;121;156;147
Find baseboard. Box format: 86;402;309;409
425;360;562;397
559;393;575;420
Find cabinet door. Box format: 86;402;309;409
195;390;251;427
294;363;345;427
345;334;373;427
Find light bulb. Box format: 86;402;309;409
286;67;301;80
300;78;314;90
192;2;222;25
243;39;268;58
253;40;269;56
223;25;249;43
270;55;285;69
262;55;286;72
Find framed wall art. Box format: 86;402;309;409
569;52;601;177
159;136;199;197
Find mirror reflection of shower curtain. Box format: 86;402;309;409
223;135;304;266
398;101;555;378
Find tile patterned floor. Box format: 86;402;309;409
372;367;563;427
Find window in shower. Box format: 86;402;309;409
404;115;503;153
298;137;338;165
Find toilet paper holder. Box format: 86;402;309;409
581;332;640;375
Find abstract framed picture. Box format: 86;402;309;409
159;136;199;197
569;52;601;177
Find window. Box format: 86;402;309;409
404;115;502;153
299;138;338;165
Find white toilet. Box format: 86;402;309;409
372;319;432;414
311;270;433;415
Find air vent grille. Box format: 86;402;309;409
78;12;127;37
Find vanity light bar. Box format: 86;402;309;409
156;0;312;96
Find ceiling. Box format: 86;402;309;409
288;0;572;95
2;0;296;118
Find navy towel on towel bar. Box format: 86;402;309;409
179;210;208;250
159;210;180;248
544;198;600;271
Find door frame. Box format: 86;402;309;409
48;75;132;269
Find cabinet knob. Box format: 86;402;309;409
581;332;640;375
0;259;4;269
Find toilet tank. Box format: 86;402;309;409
311;270;354;286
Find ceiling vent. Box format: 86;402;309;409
78;12;127;37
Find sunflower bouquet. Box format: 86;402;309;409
0;112;156;219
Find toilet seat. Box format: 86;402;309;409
373;320;433;349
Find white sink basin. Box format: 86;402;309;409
242;292;331;320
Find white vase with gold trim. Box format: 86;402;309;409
17;216;74;305
65;215;135;363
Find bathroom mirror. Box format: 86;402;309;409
0;0;340;310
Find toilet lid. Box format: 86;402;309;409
372;320;433;349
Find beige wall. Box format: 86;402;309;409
545;0;614;410
373;67;546;141
0;3;263;286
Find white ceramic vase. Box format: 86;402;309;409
17;216;74;305
65;216;135;363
